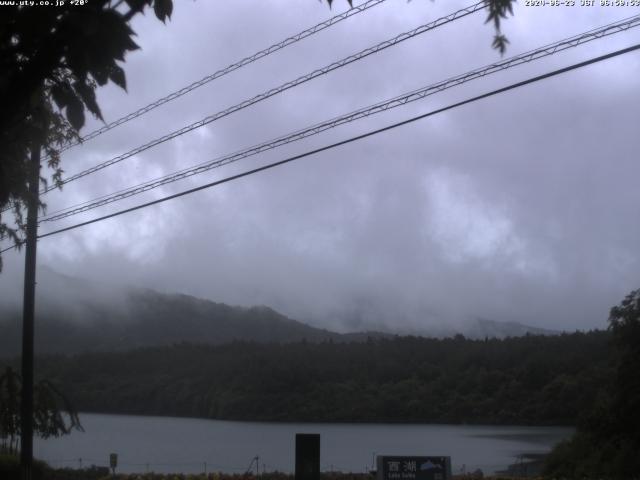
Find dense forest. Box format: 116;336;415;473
543;289;640;478
18;331;611;426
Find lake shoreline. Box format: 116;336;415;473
34;413;572;476
74;410;575;429
2;459;541;480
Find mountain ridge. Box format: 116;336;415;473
0;268;559;356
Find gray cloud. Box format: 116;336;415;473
2;0;639;333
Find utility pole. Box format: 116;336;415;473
20;141;41;480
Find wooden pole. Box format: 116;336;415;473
20;142;40;480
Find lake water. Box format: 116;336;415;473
34;413;573;475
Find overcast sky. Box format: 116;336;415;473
2;0;639;332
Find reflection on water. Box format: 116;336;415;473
34;413;573;475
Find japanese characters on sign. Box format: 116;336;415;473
376;456;451;480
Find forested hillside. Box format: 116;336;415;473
27;331;610;425
0;289;345;355
0;274;558;355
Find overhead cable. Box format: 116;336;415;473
54;0;391;154
40;1;486;194
27;43;640;243
40;14;640;223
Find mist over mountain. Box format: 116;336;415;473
0;268;341;356
0;267;558;356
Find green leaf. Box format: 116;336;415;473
50;84;69;110
492;34;509;55
485;0;515;30
154;0;173;23
325;0;352;10
65;93;85;131
97;10;140;59
109;65;127;91
91;66;110;86
73;80;103;121
125;0;149;12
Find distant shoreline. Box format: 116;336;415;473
73;410;577;429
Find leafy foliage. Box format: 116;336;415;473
0;0;173;269
545;289;640;479
0;366;82;455
29;331;610;425
325;0;354;9
325;0;515;54
0;453;49;480
608;289;640;444
0;368;20;453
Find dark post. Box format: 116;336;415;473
20;143;40;480
110;453;118;476
295;434;320;480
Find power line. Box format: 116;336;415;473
38;1;486;195
53;0;390;155
1;0;392;217
39;14;640;223
26;43;639;244
2;42;638;255
0;243;20;254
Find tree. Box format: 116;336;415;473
0;0;174;270
608;289;640;444
0;0;514;270
545;289;640;479
0;366;82;455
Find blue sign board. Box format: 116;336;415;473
376;456;451;480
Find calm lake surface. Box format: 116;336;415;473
34;413;573;475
